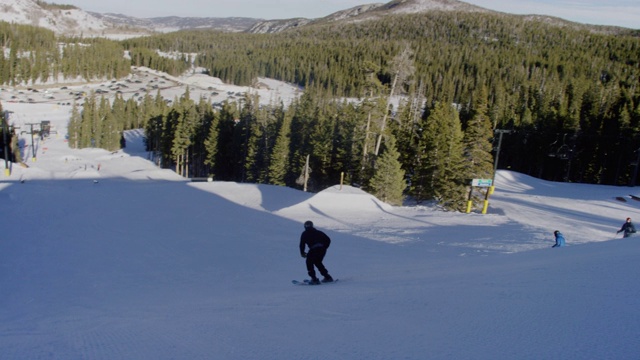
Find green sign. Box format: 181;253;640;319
471;179;493;187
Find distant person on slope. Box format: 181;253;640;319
299;221;333;285
552;230;566;248
617;217;636;238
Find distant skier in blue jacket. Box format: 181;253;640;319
552;230;565;247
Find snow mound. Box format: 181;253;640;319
275;185;392;226
188;181;312;212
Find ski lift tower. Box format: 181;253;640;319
490;129;511;194
2;111;10;176
25;122;41;162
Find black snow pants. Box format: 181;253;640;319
306;248;329;280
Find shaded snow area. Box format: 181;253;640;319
1;102;639;359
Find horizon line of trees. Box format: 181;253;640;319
63;83;495;211
120;11;640;186
63;72;640;211
1;11;640;207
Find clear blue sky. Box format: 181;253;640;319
60;0;639;29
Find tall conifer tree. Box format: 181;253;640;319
463;87;495;209
370;136;406;206
67;102;81;149
268;109;292;186
412;101;467;210
464;87;494;180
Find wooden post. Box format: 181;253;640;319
482;188;490;214
466;187;474;213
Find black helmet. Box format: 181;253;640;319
304;220;314;229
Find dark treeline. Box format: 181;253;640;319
0;22;189;85
120;12;640;186
65;82;493;210
34;1;79;11
1;10;640;207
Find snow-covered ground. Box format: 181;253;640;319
1;101;639;359
0;66;302;110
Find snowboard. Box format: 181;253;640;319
292;279;339;286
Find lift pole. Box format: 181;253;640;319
489;129;511;195
26;123;40;162
2;111;9;175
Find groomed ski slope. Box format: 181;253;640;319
0;102;639;359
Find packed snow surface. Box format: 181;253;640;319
1;102;639;359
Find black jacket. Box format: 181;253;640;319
620;221;636;235
300;228;331;256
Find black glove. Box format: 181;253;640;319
301;252;307;258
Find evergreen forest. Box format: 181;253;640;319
1;10;639;210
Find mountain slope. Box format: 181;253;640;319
247;0;487;33
0;0;110;35
92;12;261;33
1;0;631;36
371;0;487;15
247;3;384;33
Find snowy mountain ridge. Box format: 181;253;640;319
1;0;621;37
0;0;111;35
2;0;485;35
247;0;488;33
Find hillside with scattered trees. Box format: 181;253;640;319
1;10;639;209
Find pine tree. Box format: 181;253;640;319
358;97;386;186
201;111;218;178
392;88;425;176
99;97;119;151
370;136;406;206
111;93;127;132
412;101;467;210
93;95;109;148
331;100;364;187
100;110;118;151
193;98;217;178
463;87;495;209
124;97;139;130
268;110;292;186
239;96;260;183
80;95;97;148
465;92;494;160
309;104;337;189
171;91;197;177
289;93;319;189
250;97;278;184
374;44;415;155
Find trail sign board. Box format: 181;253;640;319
471;179;493;187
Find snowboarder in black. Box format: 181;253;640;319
617;217;636;238
299;221;333;285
